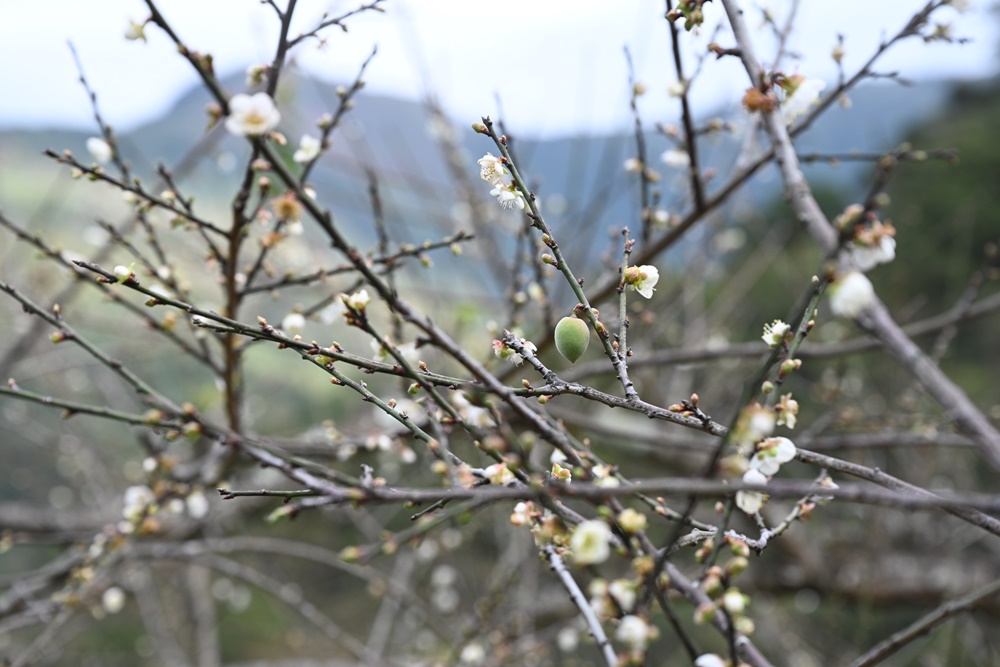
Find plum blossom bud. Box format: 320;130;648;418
617;507;647;533
113;265;132;282
341;289;371;312
722;588;747;614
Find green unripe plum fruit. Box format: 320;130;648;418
554;316;590;364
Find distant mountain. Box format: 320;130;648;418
0;73;957;266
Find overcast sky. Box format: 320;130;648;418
0;1;995;137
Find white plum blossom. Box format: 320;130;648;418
761;319;790;348
459;643;486;666
776;393;799;429
510;501;533;526
623;157;643;173
281;312;306;334
829;271;876;318
615;615;651;651
102;587;126;614
570;519;612;565
225;93;281;137
736;469;768;514
625;265;659;299
293;134;321;163
185;490;209;519
123;485;155;521
484;463;515;486
492;338;535;366
477;152;508;184
781;77;826;126
695;655;727;667
608;579;637;612
723;588;747;614
245;64;268;87
557;626;580;652
124;19;147;42
667;81;687;97
86;137;112;165
851;235;896;272
750;436;797;475
490;182;526;210
341;289;371;312
661;148;691;168
451;391;496;428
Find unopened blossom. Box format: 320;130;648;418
570;519;612;565
661;148;691;168
617;507;647;533
736;469;768;514
490;182;526;210
624;264;659;299
477;152;508;184
484;463;515;486
616;615;651;651
750;437;797;475
225;93;281;136
829;271;875;318
723;588;748;614
761;319;790;348
86;137;112;165
667;81;686;97
781;77;826;126
341;289;371;312
113;265;132;282
281;312;306;334
293;134;321;163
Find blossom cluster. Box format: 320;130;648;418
477;153;526;211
